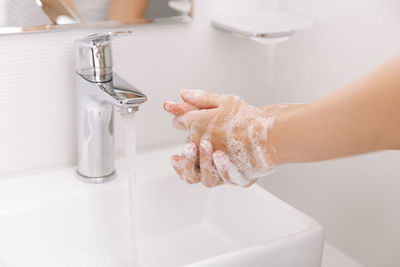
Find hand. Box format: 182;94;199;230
164;90;285;187
170;140;257;187
167;55;400;179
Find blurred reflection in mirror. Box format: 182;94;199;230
108;0;149;21
0;0;191;27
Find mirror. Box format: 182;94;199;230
0;0;193;34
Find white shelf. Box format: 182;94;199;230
211;9;313;44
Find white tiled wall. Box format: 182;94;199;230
278;0;400;73
259;1;400;267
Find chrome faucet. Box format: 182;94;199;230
74;31;147;183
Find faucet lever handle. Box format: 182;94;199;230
108;31;133;38
82;31;132;45
74;31;132;83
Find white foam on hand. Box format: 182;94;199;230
166;90;277;187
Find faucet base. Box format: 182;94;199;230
76;171;116;184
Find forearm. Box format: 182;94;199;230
270;56;400;164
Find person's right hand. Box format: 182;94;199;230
164;90;293;187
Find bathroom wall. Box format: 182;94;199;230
259;1;400;267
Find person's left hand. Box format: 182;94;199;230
163;90;278;187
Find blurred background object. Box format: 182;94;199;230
0;0;192;31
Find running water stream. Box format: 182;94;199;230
120;112;138;266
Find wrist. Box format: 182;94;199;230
267;114;289;165
265;104;307;165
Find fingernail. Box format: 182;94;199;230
163;102;170;111
163;101;174;111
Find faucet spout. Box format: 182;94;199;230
98;73;147;114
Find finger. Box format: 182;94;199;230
199;139;223;187
176;109;215;131
171;143;201;184
243;179;257;188
163;101;198;116
181;89;221;109
171;154;200;184
171;155;184;178
211;151;232;184
212;151;253;187
181;143;201;184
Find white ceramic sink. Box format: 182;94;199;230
0;146;323;267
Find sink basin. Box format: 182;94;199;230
0;146;323;267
